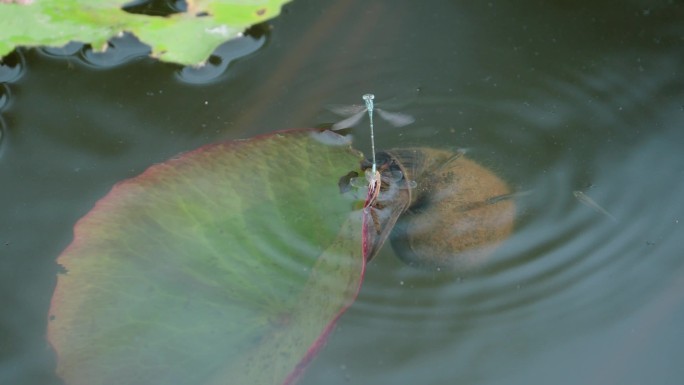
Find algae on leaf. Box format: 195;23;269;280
0;0;292;65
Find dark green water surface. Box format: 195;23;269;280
1;1;683;384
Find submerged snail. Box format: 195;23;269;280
345;147;516;270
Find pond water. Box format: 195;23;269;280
2;1;684;384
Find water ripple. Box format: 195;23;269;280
345;52;684;336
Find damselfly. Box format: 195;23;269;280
331;94;415;207
329;94;414;173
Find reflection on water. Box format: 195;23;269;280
79;33;151;69
175;32;267;85
0;83;8;155
1;0;684;385
0;50;25;84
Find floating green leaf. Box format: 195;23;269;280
48;129;366;385
0;0;292;65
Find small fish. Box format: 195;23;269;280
573;190;618;222
485;190;534;204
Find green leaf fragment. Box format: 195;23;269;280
0;0;292;65
48;129;366;385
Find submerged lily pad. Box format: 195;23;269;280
0;0;292;65
48;129;366;385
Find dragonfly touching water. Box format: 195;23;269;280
330;94;415;207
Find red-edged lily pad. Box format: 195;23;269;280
48;129;366;385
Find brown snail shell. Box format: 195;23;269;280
367;147;516;270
